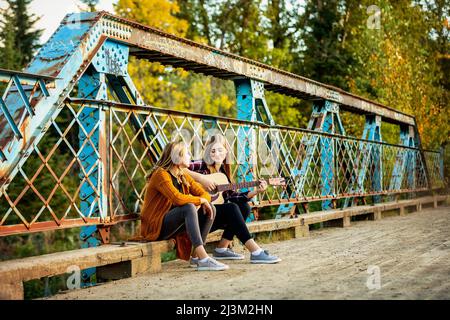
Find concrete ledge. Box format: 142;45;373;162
207;195;449;242
207;217;301;242
97;254;162;281
0;240;173;300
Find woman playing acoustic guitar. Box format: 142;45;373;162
187;134;281;264
133;140;229;271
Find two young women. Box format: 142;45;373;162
137;135;280;271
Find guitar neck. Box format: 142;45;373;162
216;180;262;192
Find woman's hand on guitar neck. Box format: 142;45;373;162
200;197;214;220
257;180;268;192
247;180;268;199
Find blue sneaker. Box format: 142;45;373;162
196;257;229;271
250;250;281;264
213;248;245;260
190;257;199;268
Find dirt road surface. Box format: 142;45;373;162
46;205;450;300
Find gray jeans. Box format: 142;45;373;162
158;203;216;248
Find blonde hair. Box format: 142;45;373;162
147;140;190;188
203;134;233;182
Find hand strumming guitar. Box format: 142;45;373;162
201;178;217;192
200;197;214;220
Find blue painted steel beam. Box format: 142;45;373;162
235;79;277;222
370;118;382;203
232;79;299;220
12;75;35;116
235;79;257;222
320;102;346;210
0;12;102;193
344;115;382;207
0;97;22;139
93;40;167;160
38;79;50;97
78;69;107;287
279;100;344;214
389;125;415;193
313;101;344;210
320;110;335;210
12;75;34;116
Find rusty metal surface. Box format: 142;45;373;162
1;99;441;237
0;218;102;237
0;12;105;195
0;68;58;86
93;12;415;125
0;12;443;238
0;10;419;200
69;98;421;150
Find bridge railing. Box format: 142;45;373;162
424;150;446;190
0;68;56;163
0;98;445;237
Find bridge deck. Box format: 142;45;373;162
0;194;448;299
48;201;450;300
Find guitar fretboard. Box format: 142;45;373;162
216;180;261;192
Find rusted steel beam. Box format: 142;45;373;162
0;218;102;237
96;12;415;125
250;188;430;208
0;68;57;88
0;12;438;239
67;98;421;151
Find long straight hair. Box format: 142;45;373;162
147;141;190;188
203;134;233;182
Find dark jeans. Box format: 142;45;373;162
157;203;216;248
212;201;252;244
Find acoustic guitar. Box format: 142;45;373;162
201;172;286;205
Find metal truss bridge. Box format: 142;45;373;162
0;12;446;284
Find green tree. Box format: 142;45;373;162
176;0;309;127
178;0;269;60
345;0;448;148
264;0;296;70
177;0;214;44
293;0;354;90
115;0;235;117
0;0;43;69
